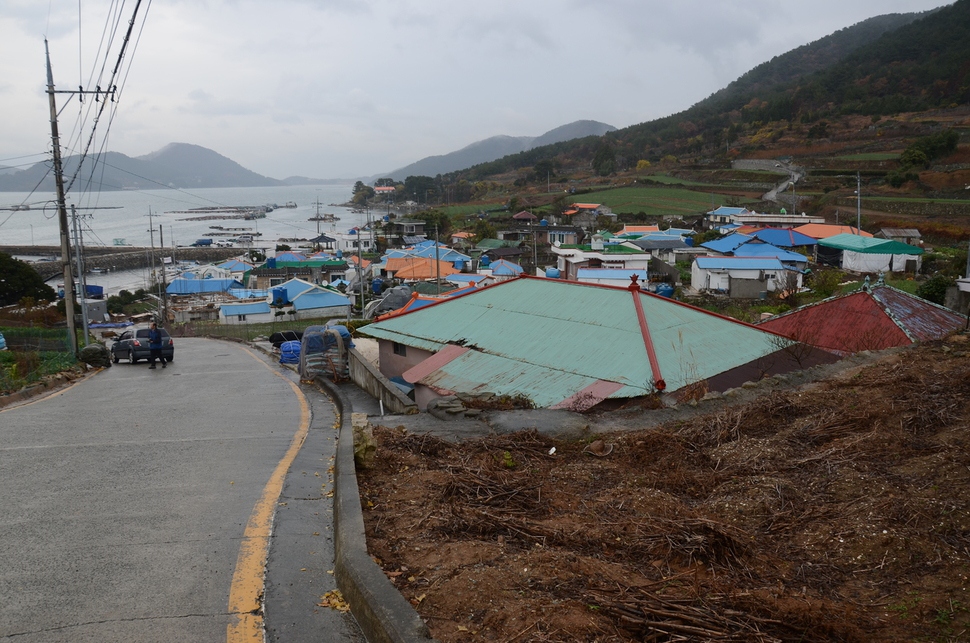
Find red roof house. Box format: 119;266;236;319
758;282;966;356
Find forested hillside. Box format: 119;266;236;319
447;1;968;181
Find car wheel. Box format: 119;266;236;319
112;352;119;364
129;350;137;364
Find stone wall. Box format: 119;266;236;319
832;199;970;218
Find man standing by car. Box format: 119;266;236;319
148;322;165;369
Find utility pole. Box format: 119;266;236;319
159;224;169;324
146;207;156;289
46;40;78;355
856;172;862;233
435;223;440;295
71;205;90;347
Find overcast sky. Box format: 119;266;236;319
0;0;953;182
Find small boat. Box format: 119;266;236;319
283;201;297;208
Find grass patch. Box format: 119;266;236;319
637;175;712;187
0;350;79;394
886;278;920;294
571;186;753;216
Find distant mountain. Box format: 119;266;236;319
381;120;616;181
0;142;283;192
459;7;951;180
281;176;360;186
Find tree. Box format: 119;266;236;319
403;175;436;202
0;253;57;306
473;218;496;243
374;178;396;188
592;142;616;176
352;181;375;205
415;209;452;238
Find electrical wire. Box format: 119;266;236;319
65;0;148;195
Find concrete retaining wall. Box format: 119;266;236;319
2;246;241;281
348;348;418;415
317;376;436;643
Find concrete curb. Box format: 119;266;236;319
315;375;436;643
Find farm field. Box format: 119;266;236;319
571;186;754;216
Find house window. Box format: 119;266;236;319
392;342;407;356
269;278;284;286
237;315;247;321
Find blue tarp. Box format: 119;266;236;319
302;324;354;352
167;278;243;295
279;340;301;364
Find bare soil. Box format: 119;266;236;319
358;335;970;642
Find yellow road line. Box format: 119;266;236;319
227;347;310;643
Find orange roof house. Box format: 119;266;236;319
346;256;372;268
794;224;873;240
384;257;460;281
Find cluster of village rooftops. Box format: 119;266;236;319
158;203;960;413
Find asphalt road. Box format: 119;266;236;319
0;338;363;642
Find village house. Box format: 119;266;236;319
704;206;824;229
561;203;616;230
876;227;922;246
551;236;652;280
690;256;803;297
817;233;924;273
377;218;428;247
759;277;965;355
358;276;836;411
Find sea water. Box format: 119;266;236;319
0;182;381;296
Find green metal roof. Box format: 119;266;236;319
819;234;924;255
360;277;792;405
475;238;517;250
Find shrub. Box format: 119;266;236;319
916;274;955;306
808;268;844;298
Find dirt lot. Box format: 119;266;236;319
357;335;970;642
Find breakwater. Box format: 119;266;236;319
3;246;242;281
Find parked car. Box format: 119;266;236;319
110;327;174;364
0;331;6;351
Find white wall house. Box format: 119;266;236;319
691;256;802;295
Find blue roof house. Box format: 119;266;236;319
219;300;273;325
278;278;352;320
487;259;524;281
691;256;802;296
700;233;754;254
751;228;818;249
731;242;809;270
